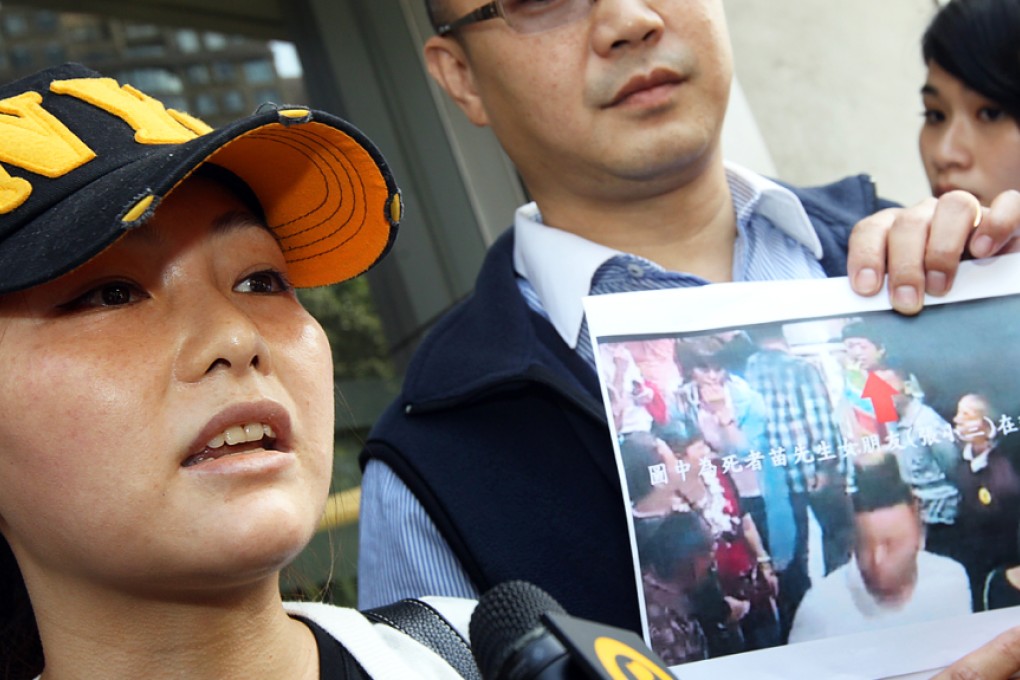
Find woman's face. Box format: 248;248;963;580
0;176;335;597
919;61;1020;205
843;336;883;371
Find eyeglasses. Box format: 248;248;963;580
435;0;595;37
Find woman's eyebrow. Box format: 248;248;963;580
122;209;268;251
211;209;271;235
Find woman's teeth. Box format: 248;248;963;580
206;423;276;449
182;423;278;468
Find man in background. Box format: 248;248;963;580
789;454;970;643
744;326;854;636
358;0;1020;637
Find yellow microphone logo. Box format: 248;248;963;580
594;637;674;680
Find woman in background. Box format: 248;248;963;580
919;0;1020;205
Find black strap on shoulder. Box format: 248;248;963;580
362;599;481;680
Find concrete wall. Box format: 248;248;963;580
726;0;939;206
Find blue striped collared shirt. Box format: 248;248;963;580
358;164;830;608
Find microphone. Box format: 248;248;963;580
468;580;674;680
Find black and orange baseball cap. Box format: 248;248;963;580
0;62;401;293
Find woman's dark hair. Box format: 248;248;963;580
839;318;886;348
675;336;725;381
0;534;42;679
922;0;1020;121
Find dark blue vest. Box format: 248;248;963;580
361;175;896;632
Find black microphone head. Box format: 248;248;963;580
469;580;567;680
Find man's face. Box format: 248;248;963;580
854;504;922;605
954;394;992;447
426;0;733;207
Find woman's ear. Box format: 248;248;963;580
423;36;490;127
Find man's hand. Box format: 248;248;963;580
848;190;1020;315
933;626;1020;679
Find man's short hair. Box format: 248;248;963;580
852;453;915;514
640;512;714;579
620;431;665;502
662;430;706;459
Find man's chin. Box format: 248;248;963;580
865;582;911;606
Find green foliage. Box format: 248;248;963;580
298;279;395;383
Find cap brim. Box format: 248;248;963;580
0;107;399;292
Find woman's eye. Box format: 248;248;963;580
235;270;292;295
922;108;945;125
978;106;1006;123
63;281;147;310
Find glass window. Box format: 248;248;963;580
64;20;106;43
42;42;65;64
194;93;219;117
270;41;303;79
186;63;210;85
34;11;59;33
176;29;201;54
124;44;167;59
222;90;246;114
211;60;234;83
3;14;29;37
242;59;275;85
160;95;189;113
123;23;161;41
203;31;228;50
78;48;117;63
8;45;32;69
116;68;183;95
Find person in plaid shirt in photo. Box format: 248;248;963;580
743;325;855;637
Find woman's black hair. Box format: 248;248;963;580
0;534;42;679
922;0;1020;121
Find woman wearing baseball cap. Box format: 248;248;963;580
0;63;474;680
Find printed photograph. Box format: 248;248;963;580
588;276;1020;677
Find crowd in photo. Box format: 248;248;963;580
600;305;1020;666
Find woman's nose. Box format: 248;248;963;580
175;291;272;383
933;119;974;171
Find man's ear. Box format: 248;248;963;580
423;36;490;127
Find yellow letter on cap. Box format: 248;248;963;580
0;91;97;214
51;78;212;144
